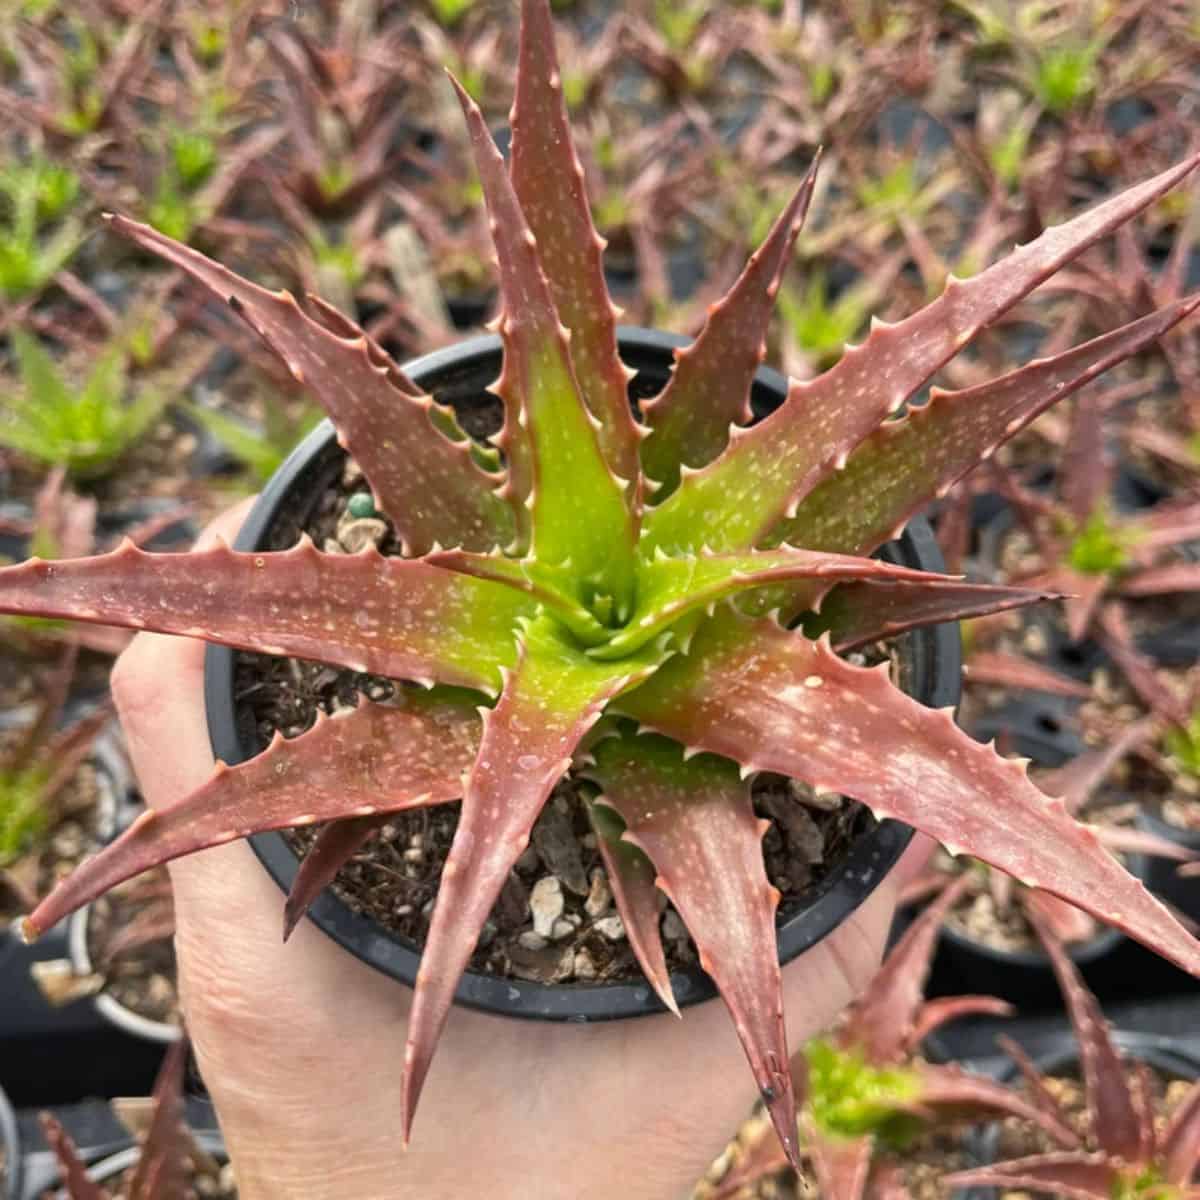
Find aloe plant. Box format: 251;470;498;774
4;0;1200;1169
946;911;1200;1198
0;331;165;477
707;875;1075;1199
0;154;82;301
40;1039;214;1199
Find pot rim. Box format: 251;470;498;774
204;325;961;1021
0;1081;19;1200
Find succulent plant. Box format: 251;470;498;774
945;909;1200;1197
5;0;1200;1169
705;874;1075;1200
39;1038;220;1200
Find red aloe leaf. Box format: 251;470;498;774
1036;718;1157;815
598;546;974;661
41;706;113;810
23;697;478;939
995;1034;1081;1146
811;579;1059;654
640;162;819;495
33;467;96;561
617;613;1200;978
1023;888;1098;945
1061;569;1110;644
1095;606;1191;726
104;215;514;555
641;157;1200;557
1118;563;1200;596
908;996;1015;1047
943;1153;1121;1199
802;1118;871;1200
1027;906;1145;1162
449;75;636;612
1061;389;1112;530
1093;825;1197;863
965;651;1092;698
911;1062;1080;1147
400;618;654;1144
126;1039;189;1200
4;643;77;776
584;798;677;1015
0;539;532;696
708;1126;790;1200
1162;1079;1200;1186
39;1113;110;1200
779;296;1200;564
509;0;643;499
586;732;798;1168
282;813;390;942
839;873;972;1064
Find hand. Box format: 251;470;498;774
111;500;926;1200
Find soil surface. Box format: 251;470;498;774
86;865;180;1028
230;437;910;987
39;1147;236;1199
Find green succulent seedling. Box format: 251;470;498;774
5;0;1200;1175
778;272;876;370
0;332;164;476
1066;505;1135;575
0;765;51;867
0;157;82;300
1164;710;1200;779
182;392;324;486
1032;39;1103;115
804;1039;923;1145
429;0;475;28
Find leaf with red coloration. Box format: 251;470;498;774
809;579;1060;653
1036;719;1156;814
1061;389;1112;529
802;1118;871;1200
776;296;1200;563
509;0;642;499
103;216;514;555
618;613;1200;978
586;731;797;1168
23;697;478;939
964;651;1092;698
1162;1079;1200;1186
584;798;676;1015
908;996;1014;1048
839;874;972;1064
597;546;971;660
943;1153;1120;1199
995;1034;1082;1147
640;163;818;496
911;1062;1080;1147
640;158;1200;557
1095;606;1191;726
283;813;390;942
1118;563;1200;596
1023;888;1098;945
450;75;636;614
1027;906;1146;1162
0;539;533;696
40;1113;109;1200
400;616;658;1144
126;1039;189;1200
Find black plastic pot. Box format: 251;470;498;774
956;1031;1200;1200
0;1083;19;1200
204;326;961;1022
1136;805;1200;924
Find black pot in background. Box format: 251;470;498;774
955;1031;1200;1200
205;326;962;1023
0;1082;19;1200
1136;806;1200;924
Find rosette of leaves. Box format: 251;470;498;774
946;910;1200;1198
705;875;1076;1199
4;0;1200;1168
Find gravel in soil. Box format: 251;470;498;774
87;865;180;1028
230;449;901;987
38;1149;236;1199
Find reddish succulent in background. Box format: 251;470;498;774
40;1039;210;1200
945;909;1200;1198
4;0;1200;1171
705;876;1074;1200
